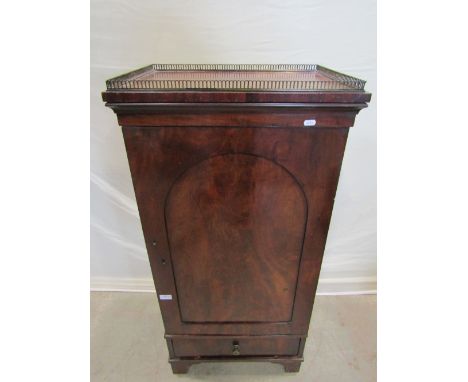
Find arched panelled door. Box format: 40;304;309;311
165;153;307;324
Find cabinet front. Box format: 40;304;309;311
122;124;348;336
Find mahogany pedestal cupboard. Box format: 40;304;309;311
102;64;371;374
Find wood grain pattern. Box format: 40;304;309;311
166;153;306;323
114;104;362;129
122;124;348;336
102;90;371;104
171;336;300;357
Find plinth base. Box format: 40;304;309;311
169;357;303;374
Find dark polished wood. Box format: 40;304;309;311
171;336;300;357
102;90;371;104
121;125;348;338
167;153;306;323
103;64;370;374
112;103;365;129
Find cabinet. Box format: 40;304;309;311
102;64;371;373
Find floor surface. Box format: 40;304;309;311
91;292;376;381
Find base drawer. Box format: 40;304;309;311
171;336;300;358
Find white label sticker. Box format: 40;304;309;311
304;119;317;127
159;294;172;300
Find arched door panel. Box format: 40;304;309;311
166;154;307;323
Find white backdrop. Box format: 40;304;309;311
91;0;376;294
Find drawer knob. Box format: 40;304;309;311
232;341;240;356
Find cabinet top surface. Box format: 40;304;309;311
105;64;366;92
